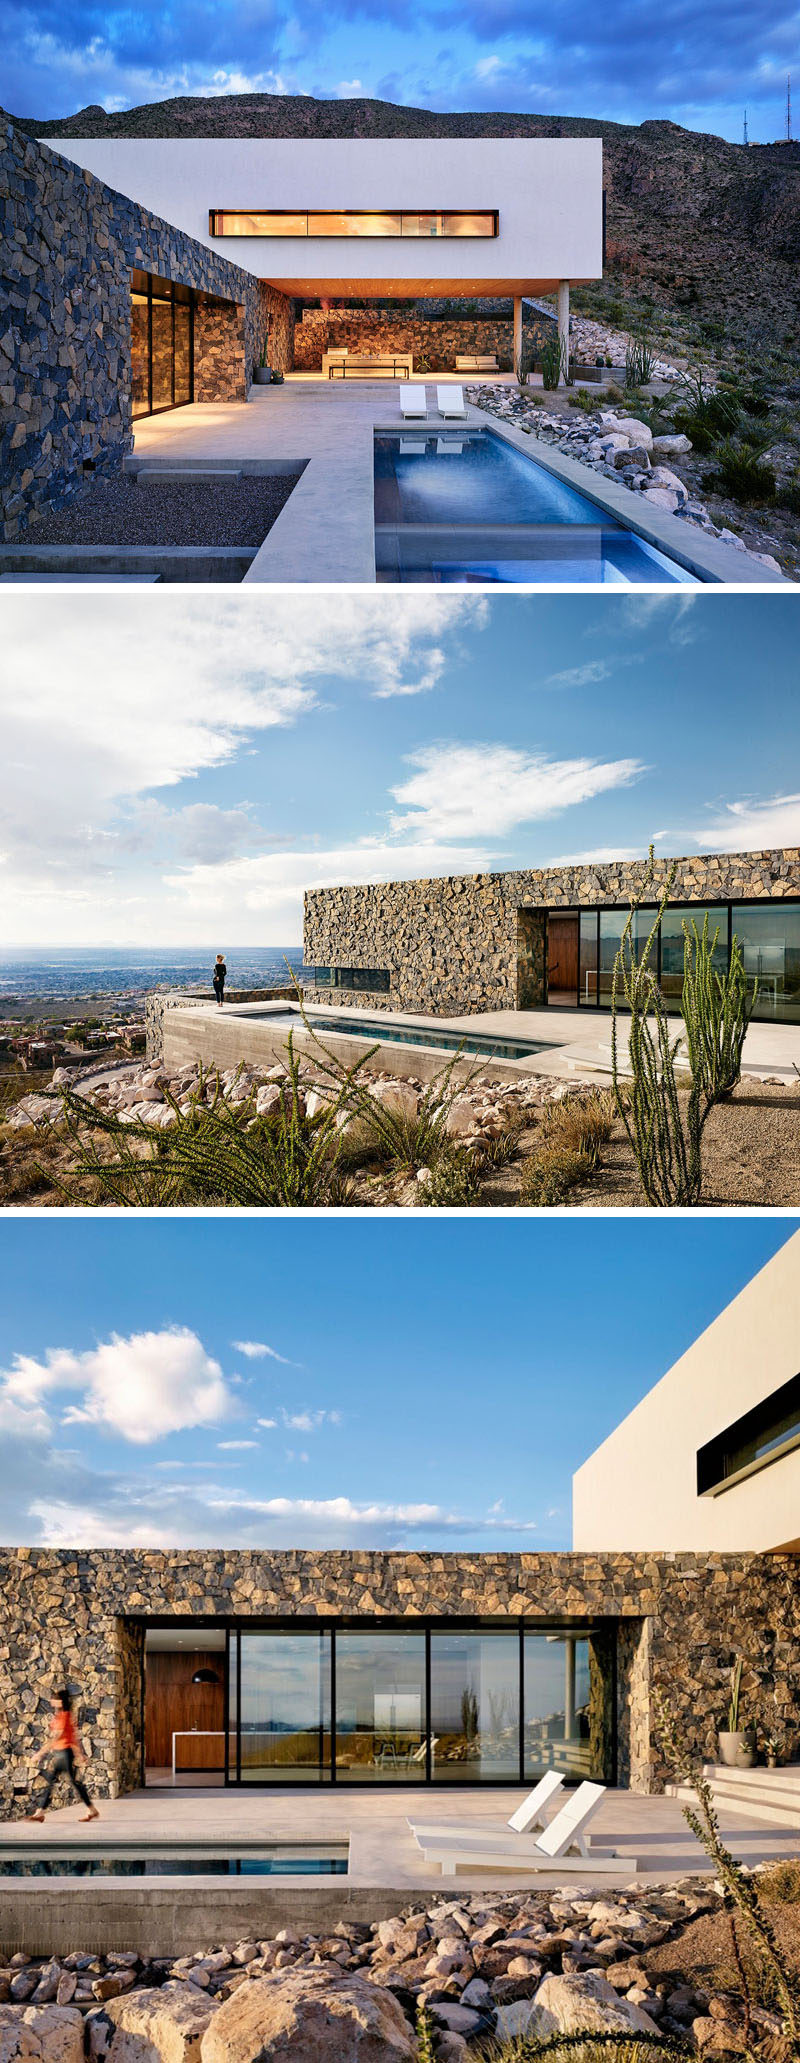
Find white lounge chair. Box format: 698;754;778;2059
437;384;468;420
400;385;429;422
408;1768;564;1844
416;1781;635;1878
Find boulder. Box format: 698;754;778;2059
612;444;651;471
201;1968;416;2063
368;1082;420;1122
526;1971;661;2038
651;433;692;455
101;1981;221;2063
444;1099;476;1139
255;1085;283;1117
0;2007;84;2063
647;465;688;500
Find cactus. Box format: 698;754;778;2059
611;848;708;1208
682;916;756;1104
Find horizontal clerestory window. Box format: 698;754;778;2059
314;967;391;992
209;210;499;238
697;1371;800;1496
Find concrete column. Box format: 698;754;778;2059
557;279;570;387
564;1637;577;1740
513;294;523;376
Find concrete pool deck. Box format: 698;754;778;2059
157;997;800;1090
125;382;785;586
3;1785;800;1955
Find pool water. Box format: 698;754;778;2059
0;1848;348;1877
374;430;694;585
232;1008;545;1063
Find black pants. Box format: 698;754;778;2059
213;981;225;1004
36;1749;93;1810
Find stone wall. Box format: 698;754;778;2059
0;118;294;539
293;302;555;373
145;988;297;1061
304;849;800;1016
0;1547;798;1814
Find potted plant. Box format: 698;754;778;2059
253;341;272;386
763;1728;782;1770
719;1657;748;1766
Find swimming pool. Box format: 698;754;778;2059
231;1007;546;1063
0;1847;348;1877
374;429;695;585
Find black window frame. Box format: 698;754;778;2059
313;966;391;993
697;1371;800;1496
138;1613;615;1790
536;895;800;1018
209;209;499;240
131;269;195;421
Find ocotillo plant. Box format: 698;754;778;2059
682;915;756;1104
611;849;708;1207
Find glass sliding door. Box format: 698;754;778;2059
130;269;194;419
523;1633;595;1780
732;904;800;1022
334;1631;427;1780
579;911;598;1006
598;907;656;1007
237;1631;331;1781
430;1631;519;1781
660;905;728;1006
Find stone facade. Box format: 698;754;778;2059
293;302;554;374
0;119;294;539
0;1546;798;1814
304;849;800;1016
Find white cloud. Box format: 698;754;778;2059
0;592;488;941
232;1340;294;1363
217;1440;260;1451
688;793;800;854
256;1417;278;1430
1;1327;236;1446
388;743;643;843
159;837;494;945
545;660;612;689
546;844;647;866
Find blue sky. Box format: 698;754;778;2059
0;1216;792;1548
2;589;799;952
6;0;798;145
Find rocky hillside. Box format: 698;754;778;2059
11;94;800;359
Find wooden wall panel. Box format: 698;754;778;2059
145;1649;225;1769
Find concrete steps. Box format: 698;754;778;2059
668;1763;800;1828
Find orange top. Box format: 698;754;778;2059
50;1710;78;1752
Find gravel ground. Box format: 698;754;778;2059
644;1899;800;1991
30;474;298;546
568;1081;800;1209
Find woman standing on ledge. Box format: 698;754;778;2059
26;1688;99;1822
213;953;227;1008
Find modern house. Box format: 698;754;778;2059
1;119;602;538
1;1236;798;1814
304;848;800;1022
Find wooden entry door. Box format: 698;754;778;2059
547;914;579;1003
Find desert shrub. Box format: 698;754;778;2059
568;386;598;413
416;2002;437;2063
611;850;708;1208
758;1859;800;1905
351;1052;478;1177
705;437;776;502
682;917;755;1104
419;1143;484;1207
518;1140;593;1206
776;472;800;514
546;1088;617;1163
481;2035;685;2063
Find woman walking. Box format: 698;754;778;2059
25;1688;99;1822
212;953;227;1008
